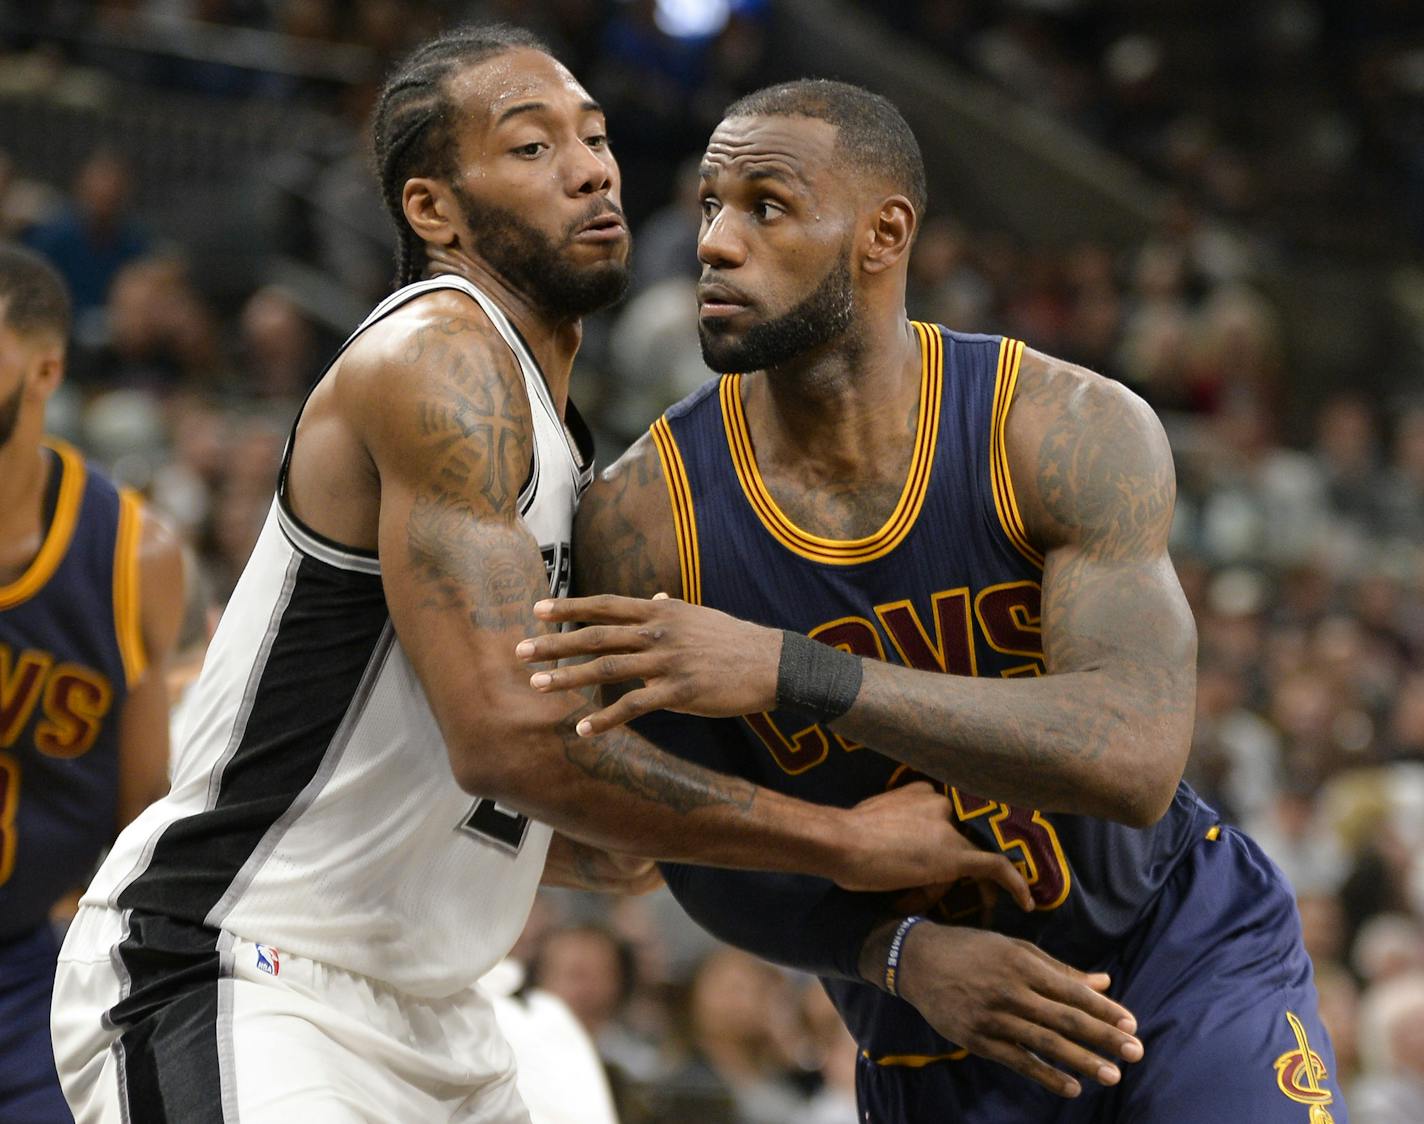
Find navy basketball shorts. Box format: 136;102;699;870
856;825;1346;1123
0;921;72;1124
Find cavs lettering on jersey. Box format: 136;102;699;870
651;324;1218;1064
80;276;594;1002
0;440;143;941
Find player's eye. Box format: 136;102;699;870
753;199;785;221
700;197;721;219
511;142;547;158
585;133;609;149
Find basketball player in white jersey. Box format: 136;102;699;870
49;26;1064;1123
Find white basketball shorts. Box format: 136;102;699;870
52;905;531;1124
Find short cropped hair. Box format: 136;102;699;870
723;79;927;218
0;242;72;341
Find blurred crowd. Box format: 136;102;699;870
4;1;1424;1121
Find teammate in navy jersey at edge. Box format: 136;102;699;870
519;82;1346;1122
0;244;184;1122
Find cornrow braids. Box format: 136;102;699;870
371;24;549;290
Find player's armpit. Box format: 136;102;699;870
571;431;682;600
863;919;1145;1099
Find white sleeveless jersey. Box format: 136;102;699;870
80;277;594;998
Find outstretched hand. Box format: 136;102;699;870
515;593;782;735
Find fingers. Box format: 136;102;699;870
1026;956;1139;1040
953;852;1034;913
529;653;656;693
516;624;650;664
571;687;661;737
992;1012;1121;1089
532;595;655;624
971;1036;1082;1099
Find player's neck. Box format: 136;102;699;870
749;315;922;480
0;434;50;581
421;253;580;415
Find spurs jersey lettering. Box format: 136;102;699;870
79;277;594;998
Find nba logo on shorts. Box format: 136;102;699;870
255;944;280;977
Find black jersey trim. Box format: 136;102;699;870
104;554;391;1120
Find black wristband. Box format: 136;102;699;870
775;630;864;724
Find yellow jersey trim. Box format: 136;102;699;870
650;417;702;606
719;322;942;565
0;439;86;611
988;339;1045;570
114;488;147;687
862;1048;969;1068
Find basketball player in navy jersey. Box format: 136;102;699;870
520;81;1346;1121
50;32;1135;1124
0;244;184;1122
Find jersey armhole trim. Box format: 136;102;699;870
650;416;701;606
114;489;147;687
0;439;86;610
989;338;1046;570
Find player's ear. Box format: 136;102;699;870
28;339;65;399
402;177;459;249
861;195;916;275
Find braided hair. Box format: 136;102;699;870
371;24;549;290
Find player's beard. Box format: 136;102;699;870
455;185;631;319
699;250;856;374
0;379;23;449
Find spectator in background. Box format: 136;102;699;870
1378;404;1424;545
0;150;60;241
22;150;148;337
797;983;858;1124
71;256;223;393
531;924;637;1048
1354;972;1424;1123
238;285;319;401
675;949;810;1124
1381;673;1424;763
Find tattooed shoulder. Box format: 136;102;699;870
1008;349;1175;559
574;431;682;599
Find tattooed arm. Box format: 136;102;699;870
832;351;1197;825
524;350;1195;827
345;292;970;888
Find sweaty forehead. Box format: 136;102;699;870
443;48;593;130
700;115;840;189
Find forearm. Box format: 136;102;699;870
832;658;1191;824
663;862;886;981
491;697;845;877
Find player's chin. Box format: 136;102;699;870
698;322;752;374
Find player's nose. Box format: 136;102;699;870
567;142;613;198
698;209;745;269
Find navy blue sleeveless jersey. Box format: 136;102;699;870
0;439;142;940
650;324;1219;1065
